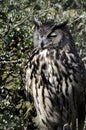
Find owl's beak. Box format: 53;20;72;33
33;17;42;27
41;40;44;48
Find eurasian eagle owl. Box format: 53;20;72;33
25;18;85;130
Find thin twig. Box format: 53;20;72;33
0;59;27;64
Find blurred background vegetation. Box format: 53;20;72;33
0;0;86;130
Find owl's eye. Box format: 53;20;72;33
49;32;57;37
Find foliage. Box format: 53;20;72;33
0;0;86;130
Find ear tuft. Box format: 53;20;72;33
33;17;42;27
54;20;68;29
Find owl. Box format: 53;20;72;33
25;18;85;130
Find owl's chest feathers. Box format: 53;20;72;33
29;49;80;82
29;48;82;103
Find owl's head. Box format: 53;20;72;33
33;18;75;51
